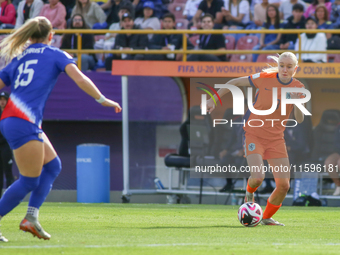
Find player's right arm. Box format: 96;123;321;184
206;76;250;113
65;63;122;113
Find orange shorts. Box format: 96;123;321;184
243;133;288;160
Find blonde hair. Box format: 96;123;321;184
0;17;52;62
262;52;298;74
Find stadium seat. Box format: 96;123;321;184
94;35;106;42
256;54;277;63
188;35;200;48
164;119;190;168
224;35;235;60
332;54;340;63
310;109;340;163
327;54;337;63
235;35;259;50
51;35;63;48
175;19;189;29
167;3;185;20
230;54;252;62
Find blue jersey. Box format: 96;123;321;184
0;43;75;128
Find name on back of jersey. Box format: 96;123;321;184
17;47;46;61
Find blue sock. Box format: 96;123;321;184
29;157;62;209
0;175;40;217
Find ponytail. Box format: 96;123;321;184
0;16;52;62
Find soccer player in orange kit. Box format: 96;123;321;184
206;52;307;226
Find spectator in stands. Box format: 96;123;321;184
192;0;224;27
221;0;251;28
94;3;132;60
304;0;331;19
325;124;340;196
183;0;201;21
61;14;96;71
315;5;333;29
254;0;268;27
132;0;163;18
295;17;327;62
105;12;148;70
279;0;306;20
330;0;340;26
12;0;20;9
0;0;16;28
134;1;161;40
146;13;194;60
315;5;333;39
71;0;107;28
101;0;134;26
279;3;305;50
252;4;282;62
15;0;44;28
39;0;67;29
188;14;226;61
251;0;282;13
60;0;76;20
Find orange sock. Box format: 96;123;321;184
246;181;258;193
263;199;282;219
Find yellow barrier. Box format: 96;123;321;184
0;29;339;70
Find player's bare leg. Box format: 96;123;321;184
261;157;290;226
245;154;265;203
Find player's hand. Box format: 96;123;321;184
101;99;122;113
205;98;215;114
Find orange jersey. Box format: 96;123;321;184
243;72;305;139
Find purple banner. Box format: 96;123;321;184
43;73;183;122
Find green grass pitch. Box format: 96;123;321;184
0;202;339;255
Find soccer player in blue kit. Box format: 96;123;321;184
0;17;122;242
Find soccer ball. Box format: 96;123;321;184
237;202;263;227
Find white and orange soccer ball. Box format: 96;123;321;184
237;202;263;227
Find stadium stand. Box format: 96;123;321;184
333;54;340;62
167;3;186;20
229;35;259;62
256;53;277;62
175;18;189;29
229;54;252;62
188;34;200;48
224;35;235;60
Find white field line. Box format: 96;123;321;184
1;243;340;249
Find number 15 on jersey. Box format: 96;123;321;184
14;59;38;89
